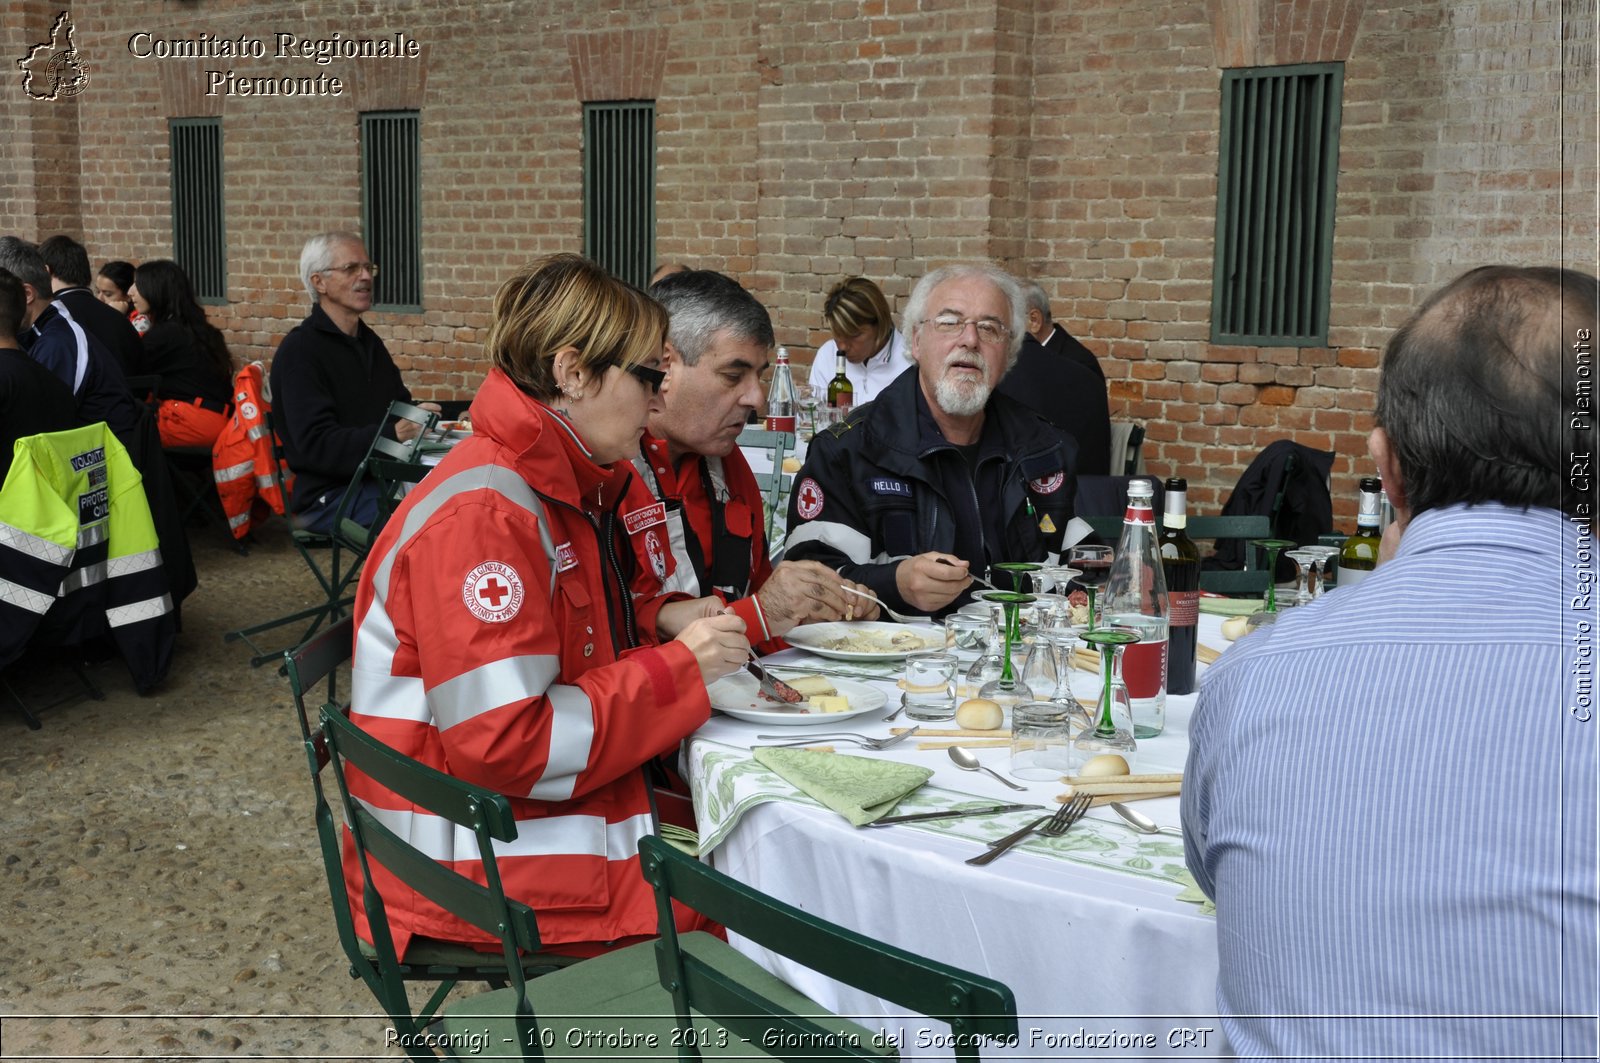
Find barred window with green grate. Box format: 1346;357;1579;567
360;110;422;311
1211;63;1343;347
169;118;226;303
583;101;656;291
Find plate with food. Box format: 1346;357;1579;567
707;672;886;725
783;621;944;661
434;420;473;435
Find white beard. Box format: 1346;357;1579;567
931;348;992;416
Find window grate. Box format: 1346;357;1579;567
583;102;656;290
169;119;226;302
360;111;422;311
1211;63;1343;347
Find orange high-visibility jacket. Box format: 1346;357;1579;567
211;362;290;538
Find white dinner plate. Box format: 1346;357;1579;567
707;674;886;725
783;621;945;661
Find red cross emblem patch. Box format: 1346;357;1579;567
463;561;524;623
795;477;825;520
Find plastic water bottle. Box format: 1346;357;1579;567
765;346;796;432
1101;478;1169;738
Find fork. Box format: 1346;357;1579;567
755;726;920;751
838;585;922;625
965;791;1092;866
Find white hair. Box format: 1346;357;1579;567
900;262;1027;371
298;231;362;303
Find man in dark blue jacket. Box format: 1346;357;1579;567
784;263;1077;618
270;231;437;534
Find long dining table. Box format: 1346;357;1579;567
684;613;1233;1060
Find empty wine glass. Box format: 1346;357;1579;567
1303;544;1340;597
1072;628;1139;769
1019;636;1059;704
1067;545;1115;629
1245;538;1296;632
1284;548;1320;607
977;591;1036;706
992;561;1043;595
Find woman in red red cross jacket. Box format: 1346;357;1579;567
345;253;747;959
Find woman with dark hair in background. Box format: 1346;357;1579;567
130;259;235;447
95;260;151;335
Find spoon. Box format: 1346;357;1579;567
1110;802;1183;837
947;745;1028;791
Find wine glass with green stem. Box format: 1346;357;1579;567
1072;628;1139;767
1245;538;1297;631
977;590;1036;706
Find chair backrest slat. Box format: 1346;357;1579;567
641;835;1019;1055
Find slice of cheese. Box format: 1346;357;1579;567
808;695;851;714
784;674;837;697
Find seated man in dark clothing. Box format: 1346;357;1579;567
785;262;1077;619
0;237;139;444
269;231;438;534
0;269;82;484
38;235;146;379
996;279;1111;476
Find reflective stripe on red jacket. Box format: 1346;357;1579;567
344;368;708;956
211;362;289;538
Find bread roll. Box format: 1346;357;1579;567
1221;616;1250;641
954;698;1004;731
1079;753;1131;777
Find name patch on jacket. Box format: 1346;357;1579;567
623;502;666;536
869;477;912;498
463;560;525;623
78;488;108;525
69;447;105;472
554;542;580;573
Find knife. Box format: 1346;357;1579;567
744;654;805;705
869;803;1039;826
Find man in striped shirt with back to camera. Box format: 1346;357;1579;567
1184;265;1597;1061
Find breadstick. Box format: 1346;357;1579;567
1062;780;1184;796
914;739;1011;750
1060;772;1183;786
891;727;1011;738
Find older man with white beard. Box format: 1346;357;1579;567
783;262;1079;618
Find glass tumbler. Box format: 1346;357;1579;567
1011;702;1073;780
944;613;991;655
900;651;958;721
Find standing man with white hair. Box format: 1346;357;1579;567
270;231;438;534
784;262;1078;618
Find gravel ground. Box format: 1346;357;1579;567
1;523;419;1061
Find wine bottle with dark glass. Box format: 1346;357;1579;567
1338;477;1383;587
1159;476;1201;696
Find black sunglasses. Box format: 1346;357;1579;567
620;362;666;393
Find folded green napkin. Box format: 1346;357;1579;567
752;748;933;827
1198;596;1261;617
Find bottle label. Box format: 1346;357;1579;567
1168;589;1200;627
1338;566;1371;586
1122;502;1155;526
1120;638;1168;699
832;394;852;411
765;415;796;432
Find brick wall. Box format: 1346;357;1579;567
1;0;1591;527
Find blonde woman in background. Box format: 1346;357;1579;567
806;275;914;403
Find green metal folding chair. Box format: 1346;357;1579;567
286;621;576;1056
225;400;437;666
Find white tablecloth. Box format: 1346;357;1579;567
686;616;1233;1060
